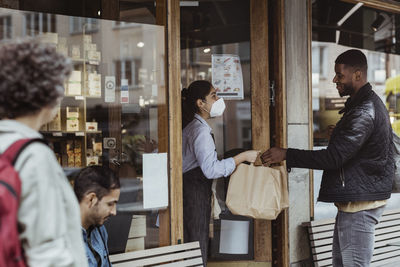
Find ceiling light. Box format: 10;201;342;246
137;42;145;48
203;48;211;53
371;14;385;32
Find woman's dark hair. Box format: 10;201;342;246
74;165;120;202
0;39;72;119
181;80;213;128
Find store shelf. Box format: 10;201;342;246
64;95;102;99
71;58;100;65
41;130;102;137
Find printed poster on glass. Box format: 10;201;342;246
212;54;244;100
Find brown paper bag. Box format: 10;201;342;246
226;163;289;220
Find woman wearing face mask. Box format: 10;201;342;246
181;80;258;265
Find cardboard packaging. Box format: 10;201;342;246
39;123;48;132
87;50;101;61
48;108;61;131
66;106;80;131
67;119;79;131
86;156;99;166
83;35;92;45
86;122;98;132
67;71;82;96
74;153;82;167
88;73;101;97
66;106;79;118
71;45;80;59
93;142;102;156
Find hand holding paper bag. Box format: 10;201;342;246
225;163;289;220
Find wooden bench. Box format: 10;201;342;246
303;209;400;267
110;241;203;267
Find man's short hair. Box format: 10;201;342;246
0;39;72;119
74;166;120;202
335;49;368;73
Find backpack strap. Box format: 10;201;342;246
1;138;48;166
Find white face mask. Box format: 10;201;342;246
208;98;226;117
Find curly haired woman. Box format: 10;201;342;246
0;40;88;267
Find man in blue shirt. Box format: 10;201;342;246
74;166;121;267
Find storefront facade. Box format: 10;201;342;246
1;0;399;266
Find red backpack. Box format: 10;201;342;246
0;139;44;267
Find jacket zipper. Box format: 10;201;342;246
340;167;345;187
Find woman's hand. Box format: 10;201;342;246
233;150;260;165
243;150;259;163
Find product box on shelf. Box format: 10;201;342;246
93;142;102;156
86;122;98;132
89;44;97;51
83;35;92;45
88;73;101;97
74;153;82;167
71;45;81;59
67;71;82;96
66;119;79;132
66;106;80;132
66;106;80;118
87;50;101;61
39;123;48;132
48;108;61;131
86;156;99;166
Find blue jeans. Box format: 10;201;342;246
332;206;385;267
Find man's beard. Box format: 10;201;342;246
339;83;355;97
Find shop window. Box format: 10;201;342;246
0;16;11;40
23;12;56;36
0;6;166;253
312;0;400;220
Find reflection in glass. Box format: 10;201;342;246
0;7;165;251
312;1;400;219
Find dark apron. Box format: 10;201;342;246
183;166;212;266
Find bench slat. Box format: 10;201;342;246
312;237;400;255
314;249;400;267
314;244;400;262
371;255;400;266
112;250;201;267
155;257;203;267
110;242;200;263
310;224;400;241
312;231;400;248
309;217;400;235
306;210;400;266
304;209;400;228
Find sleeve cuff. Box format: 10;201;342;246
225;157;236;177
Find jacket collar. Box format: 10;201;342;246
339;83;373;114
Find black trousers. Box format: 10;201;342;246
183;167;212;266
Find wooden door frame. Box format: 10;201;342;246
250;0;272;262
269;0;289;266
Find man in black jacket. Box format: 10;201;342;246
261;49;394;267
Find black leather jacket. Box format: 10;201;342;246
286;83;394;202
